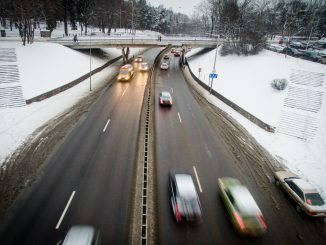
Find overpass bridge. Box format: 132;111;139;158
50;36;220;50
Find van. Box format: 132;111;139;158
117;64;134;81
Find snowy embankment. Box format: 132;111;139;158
187;48;326;197
0;41;144;165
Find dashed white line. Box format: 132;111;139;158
56;191;76;229
171;87;174;93
122;87;128;97
177;112;182;123
103;118;111;132
193;166;203;193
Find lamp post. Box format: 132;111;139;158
210;37;219;94
89;29;92;91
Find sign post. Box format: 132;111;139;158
209;73;218;94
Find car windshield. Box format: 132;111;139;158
305;193;325;206
120;70;129;75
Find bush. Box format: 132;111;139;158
271;78;288;90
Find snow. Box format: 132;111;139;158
186;47;326;198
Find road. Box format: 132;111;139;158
0;48;161;245
155;51;326;244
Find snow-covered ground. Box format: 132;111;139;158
186;47;326;197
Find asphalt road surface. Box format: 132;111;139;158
154;51;326;244
0;48;161;245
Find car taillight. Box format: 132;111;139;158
308;210;317;216
176;204;182;222
233;211;245;230
169;99;172;104
257;213;268;230
160;99;163;104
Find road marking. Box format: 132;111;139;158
178;112;182;123
103;118;111;132
193;166;203;193
56;191;76;229
122;86;128;97
171;87;174;93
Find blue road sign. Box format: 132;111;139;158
209;73;218;79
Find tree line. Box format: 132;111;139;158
0;0;325;55
0;0;189;45
193;0;326;54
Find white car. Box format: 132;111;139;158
274;171;326;217
160;62;169;70
139;62;149;72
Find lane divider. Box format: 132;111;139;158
103;118;111;132
193;166;203;193
55;191;76;229
122;86;129;97
178;112;182;123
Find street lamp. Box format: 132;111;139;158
89;28;92;91
210;37;219;94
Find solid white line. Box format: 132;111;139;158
56;191;76;229
103;118;111;132
193;166;203;193
178;112;182;123
122;87;128;97
171;87;174;93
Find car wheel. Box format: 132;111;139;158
296;205;302;213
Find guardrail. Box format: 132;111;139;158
49;37;219;49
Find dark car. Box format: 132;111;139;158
300;51;320;62
169;170;202;223
282;47;301;57
174;51;181;57
159;91;172;106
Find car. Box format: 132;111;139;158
274;171;326;217
163;54;169;60
174;51;181;57
139;62;149;72
159;91;172;106
62;226;101;245
300;51;320;62
160;62;169;70
218;177;267;236
169;170;202;223
171;48;176;53
282;47;301;57
318;54;326;64
117;64;134;81
134;55;143;62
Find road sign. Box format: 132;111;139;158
209;73;218;79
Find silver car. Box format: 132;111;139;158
274;171;326;217
62;226;101;245
169;170;202;223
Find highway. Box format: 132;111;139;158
154;51;326;244
0;48;162;244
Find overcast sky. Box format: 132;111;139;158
147;0;202;16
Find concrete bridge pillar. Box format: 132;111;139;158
122;47;130;64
